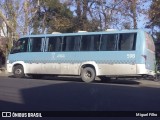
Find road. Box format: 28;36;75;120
0;75;160;111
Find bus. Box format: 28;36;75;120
7;29;156;82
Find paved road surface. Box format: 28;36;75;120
0;75;160;112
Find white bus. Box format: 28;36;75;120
7;29;156;82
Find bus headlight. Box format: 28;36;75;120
7;60;10;64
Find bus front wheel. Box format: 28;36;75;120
13;65;25;78
81;67;96;83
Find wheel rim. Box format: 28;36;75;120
15;69;22;75
85;70;92;79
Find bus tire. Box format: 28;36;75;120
13;65;25;78
81;67;96;83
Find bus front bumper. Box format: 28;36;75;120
7;63;12;73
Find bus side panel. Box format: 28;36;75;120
145;50;155;71
43;51;137;76
66;51;137;76
145;32;156;72
8;53;45;74
98;64;136;76
135;31;146;75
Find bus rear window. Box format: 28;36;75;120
145;33;155;52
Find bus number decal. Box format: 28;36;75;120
127;54;135;59
57;54;65;58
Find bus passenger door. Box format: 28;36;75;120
60;36;81;75
27;37;45;74
41;37;61;74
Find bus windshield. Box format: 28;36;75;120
10;38;28;54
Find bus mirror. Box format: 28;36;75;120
13;40;17;46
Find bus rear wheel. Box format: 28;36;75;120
81;67;96;83
13;65;24;78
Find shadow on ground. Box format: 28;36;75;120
8;75;141;85
1;77;160;112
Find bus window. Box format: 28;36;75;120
48;37;62;52
11;38;28;54
100;34;117;51
118;33;137;51
91;35;100;51
30;37;43;52
81;35;100;51
74;36;81;51
62;36;81;51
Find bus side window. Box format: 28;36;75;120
80;35;100;51
91;35;100;51
100;34;117;51
74;36;81;51
118;33;137;51
62;36;80;51
63;36;73;51
81;35;89;51
30;37;43;52
48;37;62;52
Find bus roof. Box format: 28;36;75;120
21;29;144;38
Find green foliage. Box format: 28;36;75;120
31;0;74;33
30;0;100;33
149;0;160;27
0;0;20;59
147;0;160;40
147;0;160;61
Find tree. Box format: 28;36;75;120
30;0;74;33
147;0;160;40
0;0;23;68
23;0;30;35
0;0;21;56
69;0;142;31
64;0;100;31
92;0;124;30
115;0;147;29
147;0;160;62
106;0;149;30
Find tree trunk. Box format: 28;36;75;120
0;11;15;32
